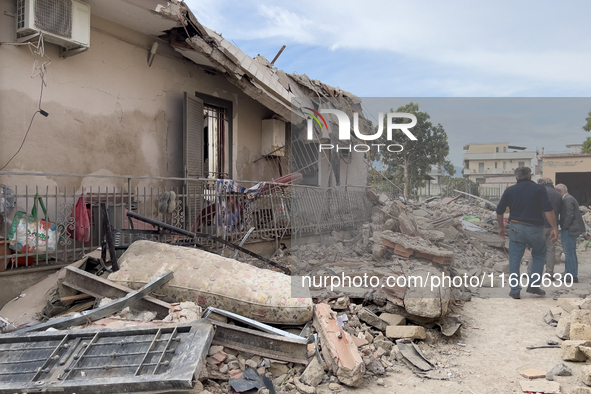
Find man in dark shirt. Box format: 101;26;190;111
527;178;562;277
496;167;558;299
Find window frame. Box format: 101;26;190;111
195;92;234;179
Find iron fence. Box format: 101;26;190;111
0;173;372;270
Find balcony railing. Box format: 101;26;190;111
0;172;373;271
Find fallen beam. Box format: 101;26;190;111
60;293;94;302
126;211;289;274
16;271;174;333
62;266;171;319
313;303;365;387
209;320;309;364
202;307;302;340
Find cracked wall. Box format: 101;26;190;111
0;0;277;191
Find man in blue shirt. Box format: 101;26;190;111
496;167;558;299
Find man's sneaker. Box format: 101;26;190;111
509;290;521;299
526;287;546;296
573;277;579;283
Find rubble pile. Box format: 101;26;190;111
0;192;559;393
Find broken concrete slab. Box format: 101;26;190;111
403;269;451;320
386;326;426;340
571;387;591;394
519;380;560;393
0;253;90;329
519;368;546;379
313;303;364;387
395;339;434;371
381;230;454;265
357;308;388;331
109;241;313;324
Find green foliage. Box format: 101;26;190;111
439;177;479;197
584;110;591;132
375;102;453;198
582;137;591;154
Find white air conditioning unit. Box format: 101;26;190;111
262;119;286;156
16;0;90;54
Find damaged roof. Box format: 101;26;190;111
88;0;368;126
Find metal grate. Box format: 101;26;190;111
34;0;72;38
0;321;213;393
16;0;25;30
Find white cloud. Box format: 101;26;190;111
184;0;591;93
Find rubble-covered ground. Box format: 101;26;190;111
2;193;591;394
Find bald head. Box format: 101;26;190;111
555;183;568;195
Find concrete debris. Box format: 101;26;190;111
545;363;572;381
519;380;561;394
357;308;388;331
379;313;406;326
313;303;365;387
386;325;427;340
300;357;325;387
519;368;546;379
561;340;591;361
583;365;591;387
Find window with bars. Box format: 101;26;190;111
203;104;230;179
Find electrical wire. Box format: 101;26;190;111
0;79;45;171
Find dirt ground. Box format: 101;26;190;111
347;249;591;394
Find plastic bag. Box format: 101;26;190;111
66;197;90;243
8;194;59;255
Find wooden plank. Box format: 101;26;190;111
60;293;94;302
62;266;171;319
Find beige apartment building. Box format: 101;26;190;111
463;142;538;185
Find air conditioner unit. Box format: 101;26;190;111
262;119;286;156
16;0;90;55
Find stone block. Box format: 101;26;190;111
300;357;324;387
571;324;591;341
556;316;571;340
582;365;591;386
561;340;591;361
357;308;388;331
379;313;406;326
385;326;426;340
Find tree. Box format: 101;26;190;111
584;109;591;133
375;102;454;199
580;110;591;154
582;137;591;154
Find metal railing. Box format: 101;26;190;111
0;173;373;270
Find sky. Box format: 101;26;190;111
184;0;591;167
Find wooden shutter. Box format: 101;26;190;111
183;92;204;231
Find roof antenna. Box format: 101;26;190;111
270;45;286;66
